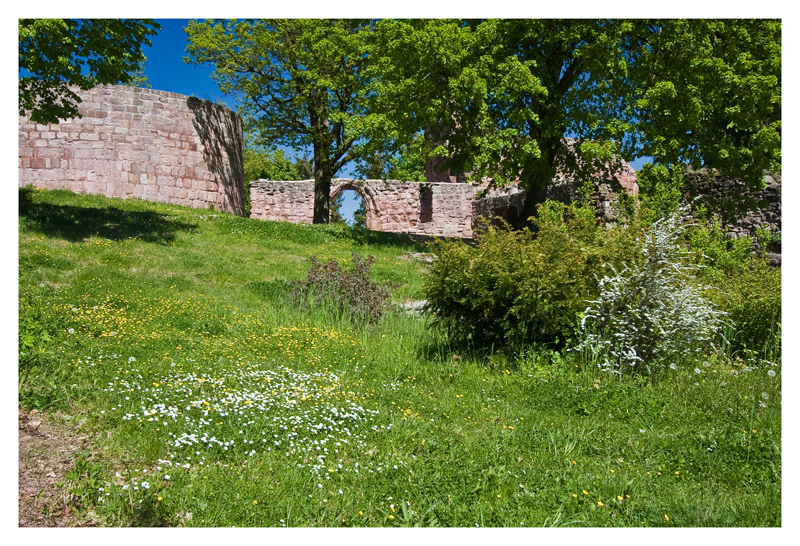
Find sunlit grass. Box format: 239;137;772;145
19;188;780;527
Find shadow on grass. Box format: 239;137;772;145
329;225;468;251
19;188;198;244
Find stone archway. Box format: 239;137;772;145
329;181;379;230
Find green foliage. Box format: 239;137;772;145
330;192;366;228
688;228;781;359
353;136;429;182
371;19;780;223
243;146;299;183
709;260;780;359
636;164;686;224
19;19;160;123
19;280;66;372
424;201;640;348
688;213;755;277
125;60;152;88
329;193;348;225
291;254;397;324
630;20;781;189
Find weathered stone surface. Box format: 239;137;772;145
683;169;781;252
19;85;245;215
249;179;479;238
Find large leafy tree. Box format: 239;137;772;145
185;19;379;223
629;19;781;192
19;19;160;124
371;19;781;226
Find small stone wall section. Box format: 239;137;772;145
19;85;245;215
683;170;781;240
250;179;477;238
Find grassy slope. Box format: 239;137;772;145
18;188;781;527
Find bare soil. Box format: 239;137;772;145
18;407;99;527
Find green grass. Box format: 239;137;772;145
18;187;781;527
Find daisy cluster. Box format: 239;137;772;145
104;359;395;477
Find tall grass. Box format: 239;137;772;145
18;188;780;527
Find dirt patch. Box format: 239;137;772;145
18;407;98;527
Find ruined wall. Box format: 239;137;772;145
19;85;245;215
250;174;639;239
683;170;781;240
250;179;478;238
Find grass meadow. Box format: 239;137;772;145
18;187;781;527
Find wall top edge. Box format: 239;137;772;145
249;179;483;187
58;84;241;117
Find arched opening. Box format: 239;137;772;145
330;188;366;228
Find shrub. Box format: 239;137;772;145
291;254;396;324
424;200;641;348
575;207;728;375
684;209;781;359
707;259;781;359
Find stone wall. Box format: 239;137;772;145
683;170;781;240
250;173;640;239
250;179;478;238
19;85;245;215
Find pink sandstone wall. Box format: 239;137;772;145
249;174;640;239
249;179;478;238
19;85;245;215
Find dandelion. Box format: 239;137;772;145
768;370;776;377
598;501;604;506
762;392;769;400
68;328;74;334
617;495;623;501
388;515;395;520
665;514;670;522
253;500;258;505
669;363;677;370
157;496;163;501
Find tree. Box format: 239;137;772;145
353;135;429;182
125;60;152;88
185;19;380;223
243;144;299;183
19;19;160;124
629;20;781;192
371;19;781;227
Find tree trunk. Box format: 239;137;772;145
518;174;549;232
312;143;332;224
312;173;332;224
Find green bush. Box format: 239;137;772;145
684;211;781;359
424;201;641;348
707;259;781;359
